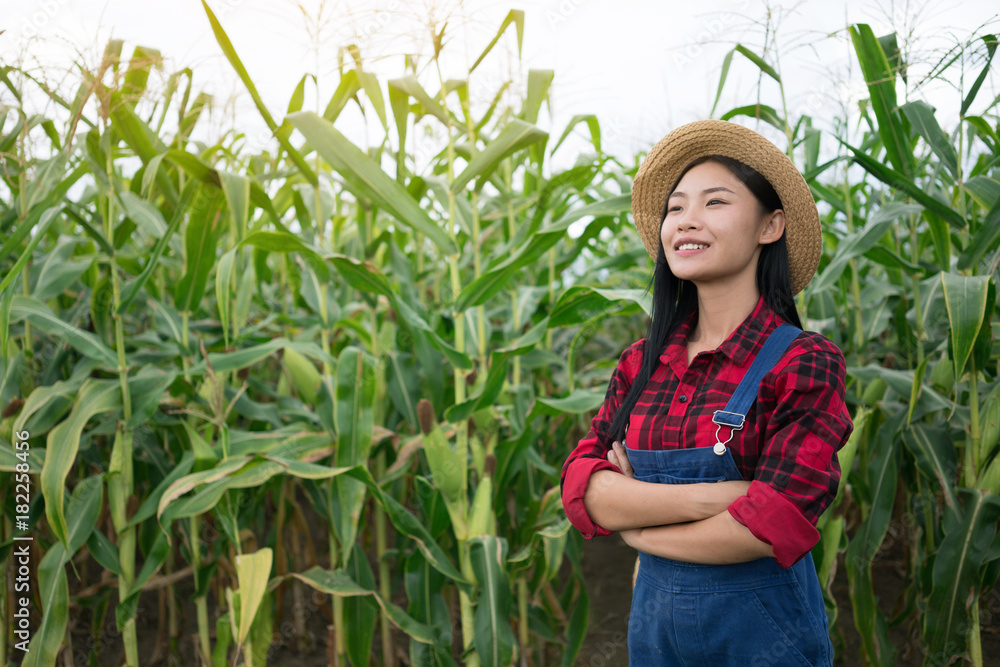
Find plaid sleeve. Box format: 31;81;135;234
728;333;853;568
560;340;643;538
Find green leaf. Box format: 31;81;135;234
810;202;923;293
522;69;554;125
330;254;391;295
127;452;194;530
845;410;901;666
941;273;990;380
386;75;450;125
963;175;1000;210
21;544;69;667
533;389;605;417
118;181;198;313
117;188;167;238
287;111;457;254
550;286;651;328
553;114;601;154
849;24;912;177
392;298;473;371
9;295;117;367
344;545;379;666
923;490;1000;658
323;69;361;122
445;353;510;423
218;170;251;241
65;475;103;555
734;44;781;83
560;580;589;667
41;380;121;546
185;337;333;376
332;347;377;564
958;195;1000;271
235;548;272;645
455;228;562;312
237;230;330;283
710;47;737;117
451;119;547;193
902;423;958;509
357;70;388;131
470;10;524;73
960;34;998;116
285;566;438;643
0;206;61;294
720;104;786;134
173;186;224;313
87;528;121;576
32;239;92;302
840;138;963;227
468;535;515;667
900;100;959;178
200;0;316;184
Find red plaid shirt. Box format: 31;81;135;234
560;295;853;568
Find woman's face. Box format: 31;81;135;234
659;160;784;291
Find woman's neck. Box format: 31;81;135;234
690;282;761;350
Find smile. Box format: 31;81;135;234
676;243;709;251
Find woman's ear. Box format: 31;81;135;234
758;209;786;245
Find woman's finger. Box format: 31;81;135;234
612;441;634;478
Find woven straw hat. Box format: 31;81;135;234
631;120;822;295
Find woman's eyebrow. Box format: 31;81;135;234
668;186;736;199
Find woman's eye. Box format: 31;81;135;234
667;206;682;213
707;199;725;206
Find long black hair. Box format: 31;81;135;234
607;154;802;443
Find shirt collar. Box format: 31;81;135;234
658;294;780;370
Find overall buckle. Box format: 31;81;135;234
711;410;745;455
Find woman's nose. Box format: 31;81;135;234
676;210;701;230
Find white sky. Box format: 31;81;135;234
1;0;998;167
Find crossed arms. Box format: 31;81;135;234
583;441;774;564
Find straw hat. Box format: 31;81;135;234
631;120;822;295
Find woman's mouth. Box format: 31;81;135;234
675;243;710;255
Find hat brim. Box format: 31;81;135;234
631;120;821;295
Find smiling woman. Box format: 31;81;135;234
560;120;852;666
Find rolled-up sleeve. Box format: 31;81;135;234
728;334;853;568
560;341;642;538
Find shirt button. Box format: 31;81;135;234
678;394;688;403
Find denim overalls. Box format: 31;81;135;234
625;324;833;666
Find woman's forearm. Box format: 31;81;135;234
583;470;750;531
624;510;774;564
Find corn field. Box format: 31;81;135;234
0;4;999;666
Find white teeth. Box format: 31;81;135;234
677;243;708;251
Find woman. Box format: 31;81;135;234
560;120;852;666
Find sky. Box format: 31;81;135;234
1;0;998;167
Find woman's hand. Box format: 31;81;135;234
607;441;634;479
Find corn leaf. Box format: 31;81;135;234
451;119;547;193
468;535;515;667
10;295;117;367
923;490;1000;658
41;379;121;547
849;24;913;177
288;111;457;254
21;545;68;667
941;272;990;380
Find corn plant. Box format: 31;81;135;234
0;4;648;666
713;20;1000;666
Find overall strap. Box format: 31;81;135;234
711;323;803;455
